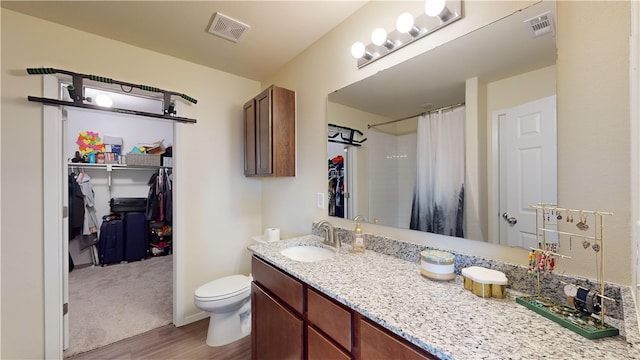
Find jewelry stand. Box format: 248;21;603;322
515;203;619;339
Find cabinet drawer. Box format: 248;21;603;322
251;256;304;314
359;318;437;360
307;288;352;351
308;325;352;360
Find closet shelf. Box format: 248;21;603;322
68;162;171;171
69;162;171;192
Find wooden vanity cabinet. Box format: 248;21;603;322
251;256;304;359
307;326;351;360
359;317;437;360
252;284;303;360
251;255;436;360
307;288;352;359
243;85;295;177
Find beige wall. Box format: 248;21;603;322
1;9;261;358
264;0;631;283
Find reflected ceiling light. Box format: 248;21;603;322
351;0;462;68
425;0;454;22
95;94;113;107
396;12;421;38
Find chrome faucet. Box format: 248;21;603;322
353;214;368;223
316;220;339;249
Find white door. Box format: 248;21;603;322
498;95;557;247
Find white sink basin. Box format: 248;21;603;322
280;245;336;262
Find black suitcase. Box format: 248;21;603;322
98;219;124;265
124;212;149;261
110;197;147;213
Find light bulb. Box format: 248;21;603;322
351;42;366;59
371;27;388;46
425;0;446;17
95;94;113;107
396;12;415;34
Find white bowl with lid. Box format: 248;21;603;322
461;266;508;298
419;249;455;280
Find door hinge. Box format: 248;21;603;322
63;302;69;315
62;206;68;218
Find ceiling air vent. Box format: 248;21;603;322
207;13;250;43
524;11;555;38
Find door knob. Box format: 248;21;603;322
502;212;517;225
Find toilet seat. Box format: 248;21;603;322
195;274;251;301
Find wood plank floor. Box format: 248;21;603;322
66;319;251;360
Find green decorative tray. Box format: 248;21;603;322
516;296;619;339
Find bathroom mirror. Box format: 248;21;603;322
327;1;557;246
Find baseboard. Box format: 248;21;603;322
177;311;210;327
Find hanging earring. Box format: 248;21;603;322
582;215;589;231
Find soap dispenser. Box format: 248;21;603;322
351;223;365;253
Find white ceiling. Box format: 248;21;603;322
1;1;367;81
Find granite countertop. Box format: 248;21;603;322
249;235;640;360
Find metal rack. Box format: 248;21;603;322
515;203;618;339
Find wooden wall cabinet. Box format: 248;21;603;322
251;256;436;360
243;85;295;177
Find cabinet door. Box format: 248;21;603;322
252;283;303;360
359;318;436;360
308;326;352;360
243;99;257;176
255;88;273;175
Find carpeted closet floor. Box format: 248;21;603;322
64;255;173;358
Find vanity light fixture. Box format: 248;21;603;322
351;0;462;68
351;41;374;60
371;27;396;50
425;0;454;22
396;12;421;38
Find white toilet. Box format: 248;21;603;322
194;274;253;347
194;233;278;347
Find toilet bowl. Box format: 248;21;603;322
194;274;252;347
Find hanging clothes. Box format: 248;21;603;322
163;170;172;224
328;156;344;218
146;172;160;221
146;169;172;225
76;171;100;248
68;172;85;240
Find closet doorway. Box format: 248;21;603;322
42;75;186;358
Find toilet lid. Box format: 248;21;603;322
195;274;251;300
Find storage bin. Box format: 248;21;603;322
126;153;161;166
110;197;147;213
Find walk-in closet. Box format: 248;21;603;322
64;85;174;357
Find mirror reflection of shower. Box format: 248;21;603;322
367;120;417;228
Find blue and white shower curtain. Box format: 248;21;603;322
410;106;465;237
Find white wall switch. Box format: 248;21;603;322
316;192;324;209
